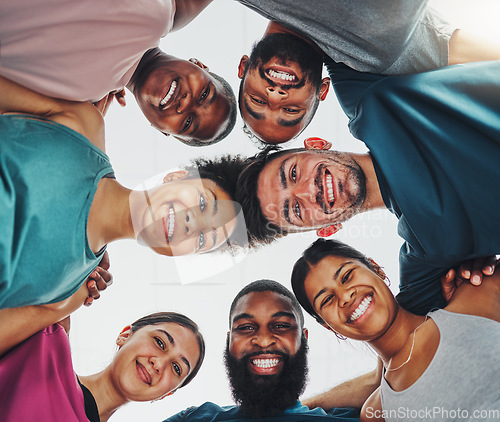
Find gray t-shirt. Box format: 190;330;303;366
380;310;500;421
236;0;454;74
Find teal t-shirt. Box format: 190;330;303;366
327;60;500;314
0;115;113;309
165;401;360;421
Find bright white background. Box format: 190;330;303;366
68;1;500;420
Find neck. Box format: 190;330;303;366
368;306;425;366
352;153;386;213
87;178;135;252
265;21;323;55
127;47;167;93
79;369;128;422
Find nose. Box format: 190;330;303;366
150;356;164;375
338;288;355;308
185;209;210;235
252;329;276;349
266;86;288;103
294;177;317;204
176;92;192;113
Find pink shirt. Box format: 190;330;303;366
0;324;89;422
0;0;175;102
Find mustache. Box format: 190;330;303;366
243;350;288;360
314;165;330;213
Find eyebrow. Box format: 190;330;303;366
312;262;353;308
157;329;191;374
279;157;292;223
278;115;305;127
272;311;297;320
243;98;264;120
232;312;253;324
209;189;218;248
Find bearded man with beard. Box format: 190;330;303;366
166;279;380;421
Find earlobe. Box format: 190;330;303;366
316;223;342;237
368;258;387;280
163;170;189;183
318;77;330;102
304;137;332;150
189;57;209;71
238;55;249;79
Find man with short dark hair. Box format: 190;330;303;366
236;0;500;144
236;61;500;315
165;279;380;421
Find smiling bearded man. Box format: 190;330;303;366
165;279;380;422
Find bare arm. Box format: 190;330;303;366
0;282;90;357
171;0;213;31
449;29;500;65
0;75;105;151
302;359;383;410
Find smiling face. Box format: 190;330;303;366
304;256;397;341
112;322;200;401
228;291;303;376
238;33;328;144
133;178;238;256
257;149;366;231
134;57;231;143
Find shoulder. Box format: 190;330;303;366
50;101;105;152
361;387;383;422
165;402;238;421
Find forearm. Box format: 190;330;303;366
172;0;213;31
0;74;76;117
449;29;500;65
302;365;382;410
0;284;88;356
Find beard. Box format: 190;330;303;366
245;32;323;92
223;336;309;418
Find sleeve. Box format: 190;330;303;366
163;406;196;422
326;406;361;420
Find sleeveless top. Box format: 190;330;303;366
0;115;114;308
381;309;500;421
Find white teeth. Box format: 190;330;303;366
160;81;177;106
326;173;334;203
348;295;372;322
251;358;280;369
167;207;175;240
268;69;296;81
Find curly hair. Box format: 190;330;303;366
183;155;252;250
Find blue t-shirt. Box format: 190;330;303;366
165;401;360;421
0;115;113;309
326;59;500;315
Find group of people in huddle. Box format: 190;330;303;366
1;0;500;421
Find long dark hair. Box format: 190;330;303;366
291;239;377;324
130;312;205;388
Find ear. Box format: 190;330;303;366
238;55;249;79
163;169;189;183
304;137;332;150
318;77;330;102
116;325;132;347
302;327;309;340
189;57;209;71
316;223;342;238
368;258;387;280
